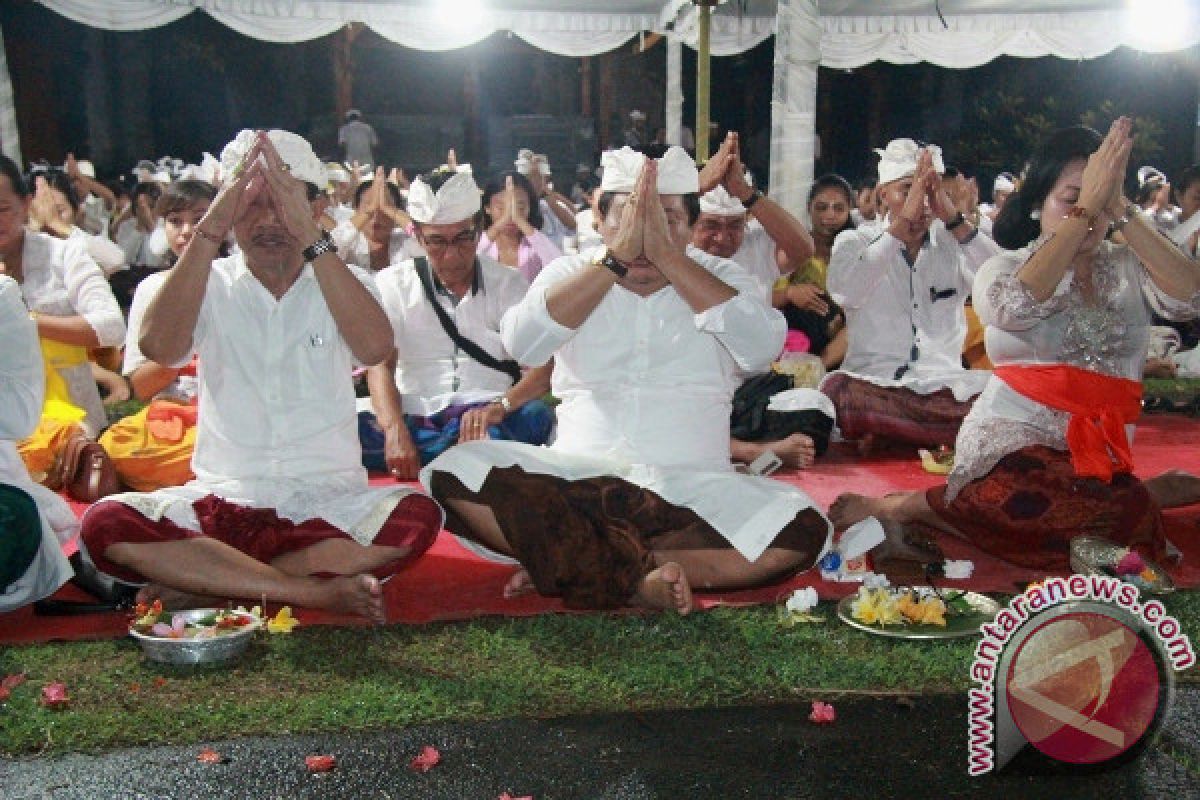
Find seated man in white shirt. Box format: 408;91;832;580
515;150;577;249
821;140;1000;451
689;133;822;469
331;166;422;272
691;132;814;301
364;167;554;481
0;276;74;612
77;130;443;624
420;146;832;614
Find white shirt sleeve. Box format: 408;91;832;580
70;227;126;276
827;227;907;310
693;258;787;374
122;272;167;374
500;256;579;367
0;277;43;440
61;235;125;347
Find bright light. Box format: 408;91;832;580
1124;0;1198;52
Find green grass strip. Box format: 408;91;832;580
2;592;1197;755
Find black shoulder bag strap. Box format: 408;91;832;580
414;256;522;386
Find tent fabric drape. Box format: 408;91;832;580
0;20;20;167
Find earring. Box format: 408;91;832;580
1030;209;1041;221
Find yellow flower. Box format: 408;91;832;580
266;606;299;634
850;588;902;626
895;592;948;626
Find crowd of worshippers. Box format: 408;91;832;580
3;120;1200;623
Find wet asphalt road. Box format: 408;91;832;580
2;689;1198;799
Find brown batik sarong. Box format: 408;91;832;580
822;373;975;447
925;445;1167;572
430;465;826;609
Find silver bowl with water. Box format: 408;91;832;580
129;608;261;665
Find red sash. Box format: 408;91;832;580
993;364;1141;482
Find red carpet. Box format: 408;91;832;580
2;414;1198;644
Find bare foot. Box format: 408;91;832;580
632;562;693;615
319;574;386;624
1145;469;1200;509
136;583;220;610
829;491;915;530
502;568;535;598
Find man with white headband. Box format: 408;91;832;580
78;130;443;624
821;139;1000;452
691;132;814;301
515;149;576;249
364;167;554;480
420;145;833;614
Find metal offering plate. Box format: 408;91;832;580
129;608;260;666
836;589;1001;640
1070;536;1175;595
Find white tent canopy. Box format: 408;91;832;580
10;0;1199;211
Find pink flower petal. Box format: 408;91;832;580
1;673;27;691
40;682;69;709
409;745;441;773
498;793;534;800
305;754;337;773
808;700;836;723
1116;551;1146;576
197;748;223;764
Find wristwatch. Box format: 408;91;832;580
945;211;967;231
492;395;513;413
598;252;628;278
301;230;336;262
742;189;763;210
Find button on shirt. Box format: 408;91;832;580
827;219;999;398
375;255;530;417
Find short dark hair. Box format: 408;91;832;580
481;171;544;230
1175;164;1200;202
597;191;701;227
0;155;30;197
132;180;163;208
353;179;404;211
37;168;81;211
155;179;217;217
992;126;1103;250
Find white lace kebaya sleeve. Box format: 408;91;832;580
61;235;125;347
974;248;1071;331
1136;252;1200;322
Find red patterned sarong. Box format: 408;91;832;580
926;445;1166;571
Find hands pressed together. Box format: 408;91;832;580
606;159;680;268
488;175;537;239
1079;116;1134;224
698;132;755;203
195;132;322;249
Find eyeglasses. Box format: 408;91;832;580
421;230;477;254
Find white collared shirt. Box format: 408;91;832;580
183;254;378;487
17;230;125;434
729;223;782;303
827;219;999;397
502;248;785;469
375;255;530;416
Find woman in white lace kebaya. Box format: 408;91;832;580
832;119;1200;571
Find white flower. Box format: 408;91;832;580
944;560;974;580
863;572;891;589
786;587;819;614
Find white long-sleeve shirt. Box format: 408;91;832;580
0;276;74;611
375;254;530;416
104;255;425;545
423;248;828;563
18;230;125;434
826;219;999;399
330;219;424;272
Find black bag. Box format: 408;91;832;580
729;372;834;455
